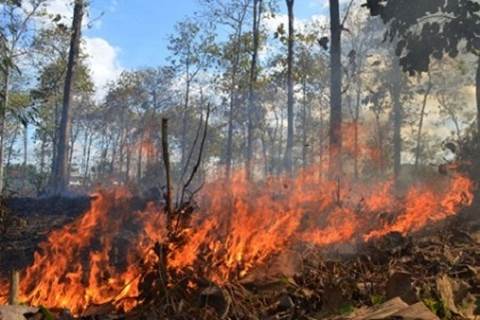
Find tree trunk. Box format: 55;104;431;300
328;0;342;177
6;126;19;189
353;76;362;179
50;96;60;178
180;72;191;168
51;0;84;194
161;118;173;221
125;142;131;183
476;56;480;136
392;57;402;183
40;134;46;175
0;64;10;193
226;27;243;180
414;74;432;170
284;0;295;174
23;124;28;167
246;0;262;180
81;128;88;176
68;125;79;179
84;132;93;186
302;77;308;168
137;131;144;183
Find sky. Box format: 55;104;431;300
43;0;334;98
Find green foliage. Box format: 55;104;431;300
338;303;355;315
370;294;385;305
423;297;452;319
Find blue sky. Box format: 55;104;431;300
84;0;330;70
40;0;333;99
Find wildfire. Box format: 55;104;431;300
0;169;474;315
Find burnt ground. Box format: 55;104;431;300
0;196;91;275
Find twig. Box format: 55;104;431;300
177;113;204;206
180;103;211;204
341;0;356;28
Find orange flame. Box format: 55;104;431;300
0;168;474;314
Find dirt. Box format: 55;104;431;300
0;196;91;275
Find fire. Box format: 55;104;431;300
0;168;474;314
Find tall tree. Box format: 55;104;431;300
246;0;263;180
200;0;250;179
167;19;216;169
329;0;343;175
0;0;46;193
284;0;295;174
51;0;85;193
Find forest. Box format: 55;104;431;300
0;0;480;319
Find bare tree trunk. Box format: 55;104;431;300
23;124;28;167
284;0;295;174
476;56;480;136
180;74;191;168
110;133;118;175
83;132;93;186
226;31;243;180
51;0;84;194
68;125;79;179
329;0;343;177
5;127;19;189
50;97;60;177
302;77;308;168
353;77;362;179
0;64;10;193
392;57;402;183
226;91;235;179
161;118;173;222
414;74;432;170
246;0;262;180
137;130;144;183
40;134;46;175
125;143;131;183
81;128;88;176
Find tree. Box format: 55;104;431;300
51;0;85;193
413;72;432;170
246;0;263;180
283;0;295;174
167;18;216;169
328;0;343;176
0;0;46;192
364;0;480;134
199;0;250;179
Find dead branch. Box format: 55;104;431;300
177;112;204;207
180;103;211;205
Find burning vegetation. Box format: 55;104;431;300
0;168;474;317
1;0;480;319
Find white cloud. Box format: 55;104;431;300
83;37;123;100
44;0;71;19
35;0;123;100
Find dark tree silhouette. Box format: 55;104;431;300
364;0;480;133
